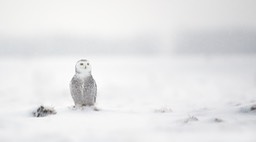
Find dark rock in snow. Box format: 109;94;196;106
214;118;224;123
33;106;57;117
250;104;256;111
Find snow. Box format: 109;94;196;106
0;55;256;142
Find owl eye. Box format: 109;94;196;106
87;63;89;65
80;63;84;66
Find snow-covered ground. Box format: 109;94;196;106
0;55;255;142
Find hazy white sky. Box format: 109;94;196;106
0;0;256;37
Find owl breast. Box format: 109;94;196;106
70;75;97;106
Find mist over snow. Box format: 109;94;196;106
1;0;256;56
0;34;163;56
174;29;256;54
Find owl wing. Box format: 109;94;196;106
70;76;83;102
83;76;97;102
93;80;97;103
91;77;97;103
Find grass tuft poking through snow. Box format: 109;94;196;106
184;115;199;123
154;107;172;113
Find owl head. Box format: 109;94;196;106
75;59;92;75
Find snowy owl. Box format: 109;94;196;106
70;59;97;107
